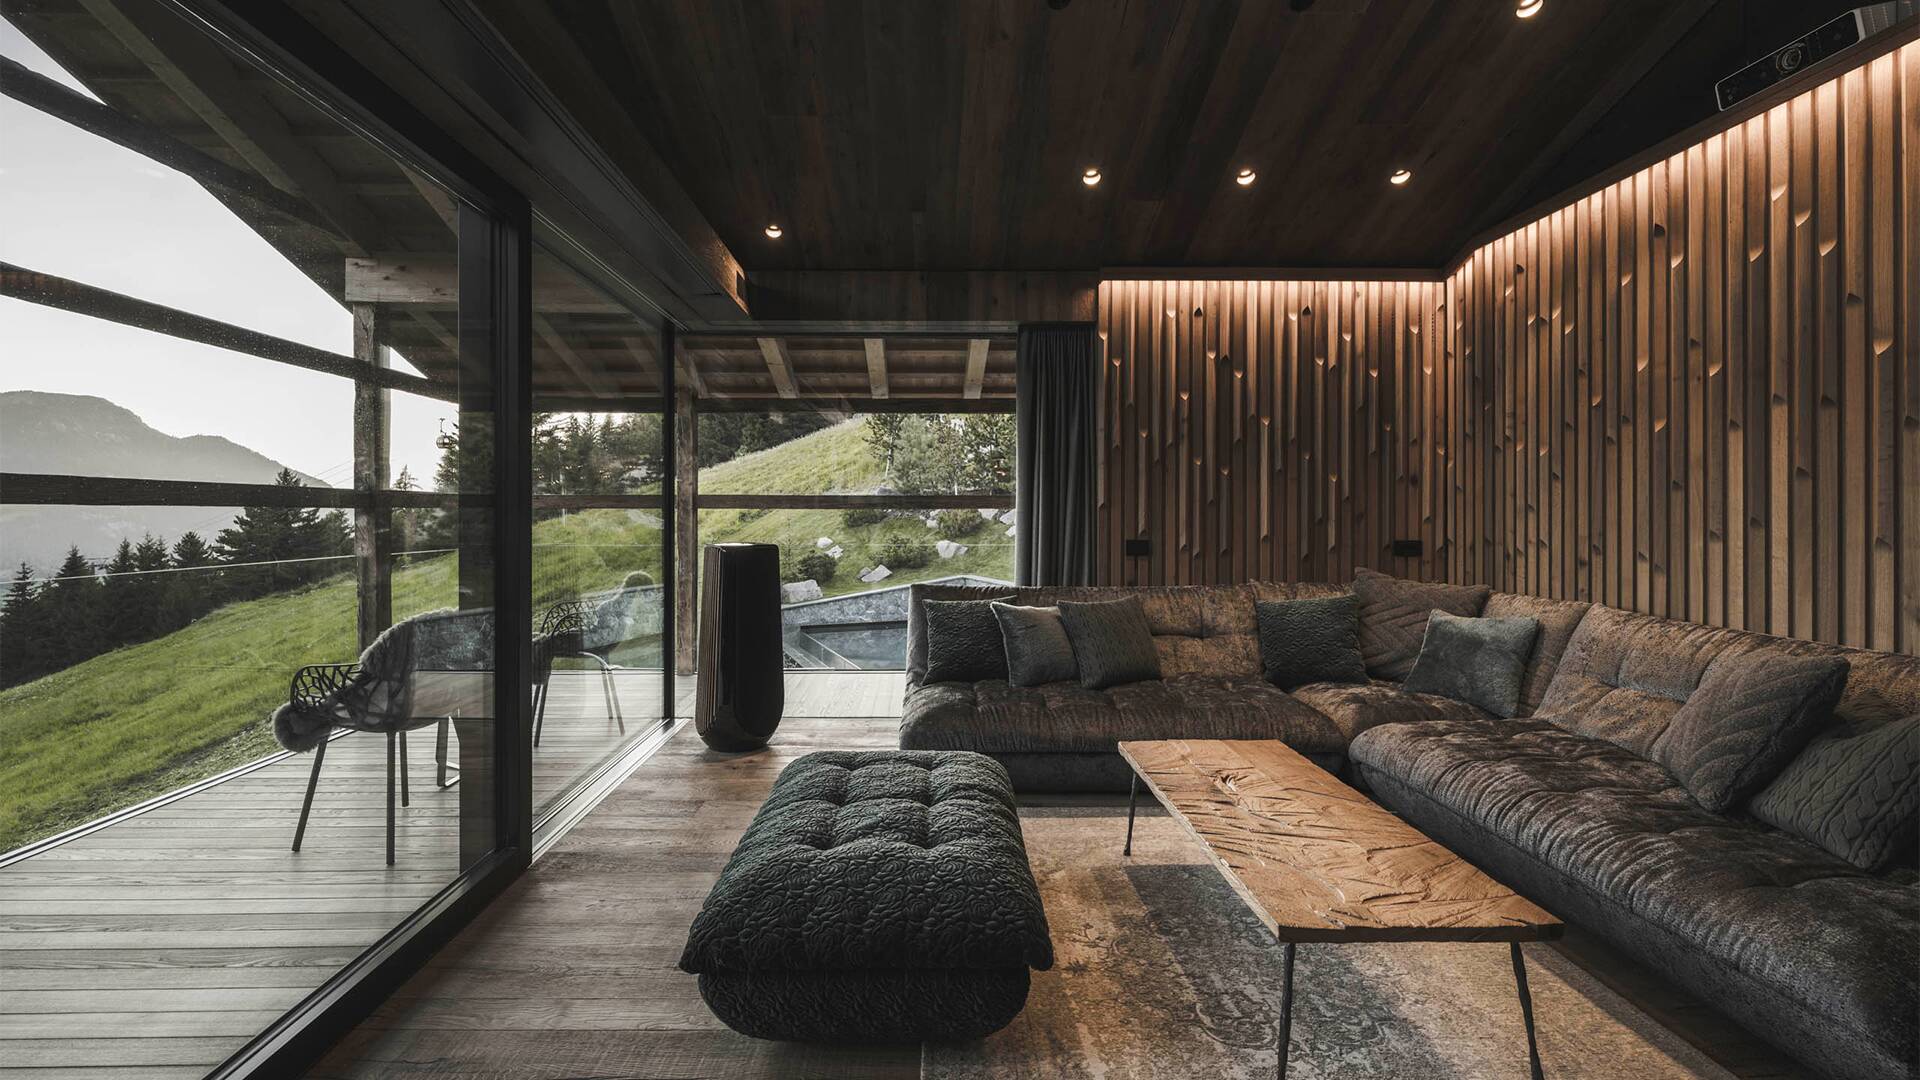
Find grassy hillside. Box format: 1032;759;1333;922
0;417;1007;851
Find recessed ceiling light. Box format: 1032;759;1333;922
1235;167;1257;187
1516;0;1543;17
1082;167;1102;187
1389;168;1413;186
764;223;783;238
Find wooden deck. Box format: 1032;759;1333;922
0;667;695;1080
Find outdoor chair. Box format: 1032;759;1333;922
271;608;496;865
532;586;642;746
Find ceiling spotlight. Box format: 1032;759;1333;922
1235;167;1257;187
1516;0;1543;17
1082;167;1102;187
1389;168;1413;186
764;223;783;238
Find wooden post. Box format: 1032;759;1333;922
674;383;699;675
352;302;393;650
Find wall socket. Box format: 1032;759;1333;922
1124;538;1151;557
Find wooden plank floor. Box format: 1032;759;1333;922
306;678;1804;1080
0;669;674;1080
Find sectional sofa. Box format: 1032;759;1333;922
898;578;1919;1080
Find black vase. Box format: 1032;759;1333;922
694;543;784;751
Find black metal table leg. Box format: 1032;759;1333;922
1511;942;1545;1080
1123;773;1139;856
1276;941;1296;1079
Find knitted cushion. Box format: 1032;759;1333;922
1751;715;1919;871
1351;569;1491;681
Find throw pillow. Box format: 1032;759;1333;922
1058;596;1161;690
1351;569;1491;681
921;596;1014;684
1402;611;1542;718
1750;714;1919;871
993;603;1079;687
1254;594;1367;690
1650;651;1849;813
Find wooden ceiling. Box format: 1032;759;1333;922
465;0;1843;271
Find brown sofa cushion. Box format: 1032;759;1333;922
1403;611;1541;718
898;674;1344;756
1290;679;1495;743
1482;594;1591;717
1650;651;1848;812
1059;597;1161;689
1350;569;1491;681
1534;605;1920;760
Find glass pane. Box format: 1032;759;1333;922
527;226;669;821
0;7;496;1077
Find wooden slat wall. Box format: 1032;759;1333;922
1456;43;1917;653
1095;45;1915;654
1095;278;1475;587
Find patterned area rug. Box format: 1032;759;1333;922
924;808;1740;1080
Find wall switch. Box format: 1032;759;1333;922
1124;538;1151;557
1391;539;1423;558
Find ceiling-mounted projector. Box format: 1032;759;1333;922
1715;2;1914;110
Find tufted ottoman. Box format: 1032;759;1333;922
678;750;1053;1042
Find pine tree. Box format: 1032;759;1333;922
393;465;423;556
132;534;170;638
43;546;103;673
166;531;218;629
214;469;331;598
99;539;141;647
0;562;50;687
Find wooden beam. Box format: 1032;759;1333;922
345;253;623;313
864;338;888;399
696;493;1012;510
756;337;800;398
670;337;709;399
0;473;356;508
673;385;699;675
1;262;456;401
0;57;333;236
963;338;989;400
533;313;616;397
352;304;394;650
80;0;388;255
696;396;1010;414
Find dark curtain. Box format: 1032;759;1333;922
1015;322;1097;585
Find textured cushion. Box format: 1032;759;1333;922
900;674;1345;756
1650;652;1848;813
1482;594;1592;716
1289;679;1495;743
680;750;1052;975
908;583;1264;685
1403;611;1541;718
1058;597;1161;689
993;603;1077;687
921;597;1013;684
1350;569;1491;680
1751;715;1920;871
1254;594;1366;690
1349;717;1919;1080
1534;605;1920;760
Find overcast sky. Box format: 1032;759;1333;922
0;17;446;488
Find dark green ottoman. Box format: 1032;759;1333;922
678;750;1053;1042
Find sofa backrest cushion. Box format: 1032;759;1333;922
1482;594;1591;717
1350;569;1492;681
907;583;1264;686
1536;604;1920;759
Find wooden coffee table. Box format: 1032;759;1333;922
1118;739;1562;1079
